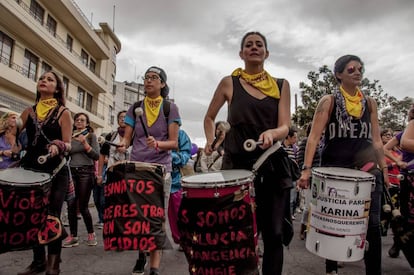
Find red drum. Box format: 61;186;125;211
178;170;259;275
0;168;51;254
103;161;166;252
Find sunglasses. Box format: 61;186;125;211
346;65;364;74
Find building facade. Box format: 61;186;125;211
0;0;121;134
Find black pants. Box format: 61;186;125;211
255;176;291;275
68;166;95;235
32;166;69;262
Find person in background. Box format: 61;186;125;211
121;66;181;275
384;105;414;258
0;111;21;169
199;121;226;172
96;110;130;229
204;31;291;275
282;127;298;220
297;122;321;240
17;70;72;275
168;128;192;248
63;113;99;248
298;55;386;275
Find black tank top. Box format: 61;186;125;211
222;76;280;170
321;99;376;168
21;105;65;173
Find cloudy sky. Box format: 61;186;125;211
76;0;414;146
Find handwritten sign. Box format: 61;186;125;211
178;189;258;274
103;162;165;251
0;184;49;254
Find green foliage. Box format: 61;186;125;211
293;65;413;131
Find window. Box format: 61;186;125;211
46;15;57;36
89;59;96;73
0;31;13;66
85;93;93;112
62;76;69;97
30;0;44;24
108;105;114;125
77;87;85;107
66;35;73;52
23;50;39;81
41;61;52;74
80;49;88;66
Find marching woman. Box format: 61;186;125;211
204;31;292;275
298;55;387;275
17;71;72;275
120;66;181;275
63;112;99;248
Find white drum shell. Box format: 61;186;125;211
305;167;375;262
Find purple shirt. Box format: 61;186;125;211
0;135;13;169
125;100;181;172
396;131;414;170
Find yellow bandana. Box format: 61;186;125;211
231;68;280;99
36;98;58;121
144;96;163;127
340;86;363;118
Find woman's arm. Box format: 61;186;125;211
298;95;332;188
258;79;291;149
204;76;232;154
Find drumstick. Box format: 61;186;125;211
97;136;122;147
134;107;149;137
38;153;51;164
211;121;230;150
243;139;263;152
73;128;89;138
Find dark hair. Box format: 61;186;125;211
36;71;66;106
334;55;364;83
117;110;127;120
73;112;93;132
241;31;268;50
287;127;297;138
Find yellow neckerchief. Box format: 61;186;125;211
231;68;280;99
340;85;363;118
36;98;58;121
144;96;163;127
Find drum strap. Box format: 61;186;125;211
252;141;282;173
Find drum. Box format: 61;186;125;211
0;168;51;254
178;170;259;275
103;161;166;252
305;167;375;262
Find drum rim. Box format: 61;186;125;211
181;169;253;186
0;168;51;186
312;167;375;182
182;178;252;188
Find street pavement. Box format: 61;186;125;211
1;204;413;275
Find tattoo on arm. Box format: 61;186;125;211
316;97;330;114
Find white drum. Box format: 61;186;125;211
305;167;375;262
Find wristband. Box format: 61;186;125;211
302;165;311;171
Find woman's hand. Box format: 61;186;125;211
258;130;274;149
298;169;312;189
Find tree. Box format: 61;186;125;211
293;65;397;129
380;96;413;131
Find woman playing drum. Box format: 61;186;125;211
17;70;72;275
120;66;181;275
204;31;292;275
298;55;387;275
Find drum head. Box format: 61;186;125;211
0;168;50;186
182;169;253;188
313;167;374;181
